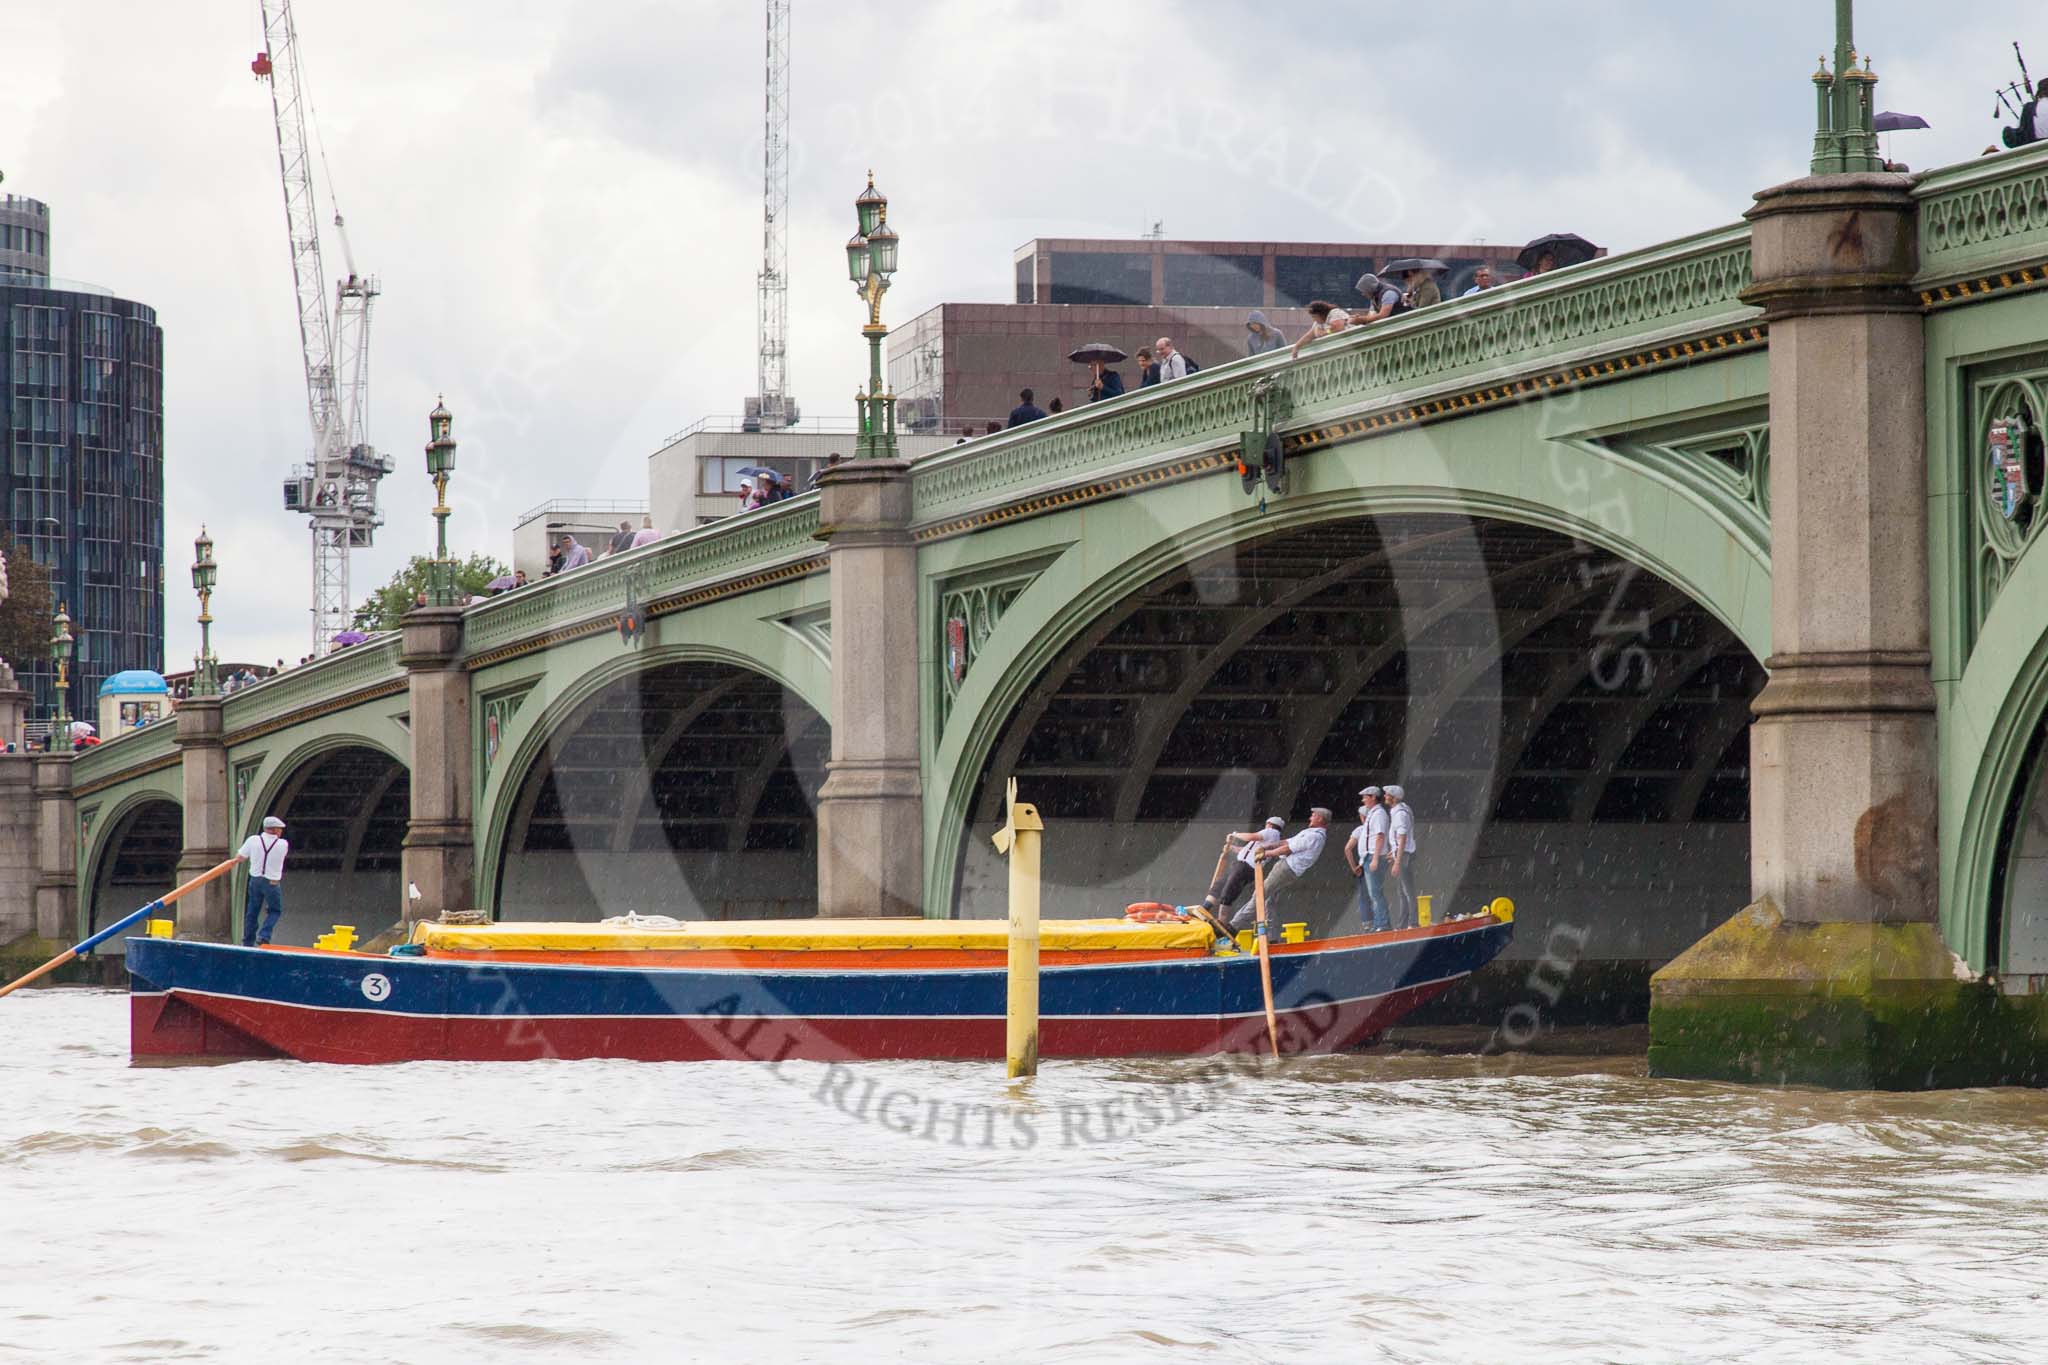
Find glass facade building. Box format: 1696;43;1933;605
0;199;165;722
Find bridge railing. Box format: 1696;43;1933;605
908;221;1758;527
217;635;407;737
462;496;825;659
1916;142;2048;287
71;712;179;789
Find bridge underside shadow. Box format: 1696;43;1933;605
496;660;827;921
88;799;180;952
264;746;409;946
962;512;1764;1016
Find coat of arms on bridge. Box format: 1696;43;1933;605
1989;414;2040;525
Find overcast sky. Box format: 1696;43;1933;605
5;1;2037;665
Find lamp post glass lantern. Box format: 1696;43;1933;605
191;526;219;696
850;173;902;462
424;397;458;606
49;602;73;752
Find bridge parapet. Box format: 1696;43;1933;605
1916;143;2048;291
70;709;179;794
909;222;1758;530
461;498;824;666
217;636;406;741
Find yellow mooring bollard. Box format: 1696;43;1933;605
990;778;1044;1078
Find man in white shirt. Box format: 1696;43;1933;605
237;815;291;947
1384;785;1418;928
1154;337;1189;383
1230;808;1331;931
1198;816;1285;918
1344;786;1391;933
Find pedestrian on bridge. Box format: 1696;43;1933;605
1289;302;1351;360
238;816;290;948
1230;809;1331;931
1007;389;1047;428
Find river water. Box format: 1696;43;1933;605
4;990;2046;1363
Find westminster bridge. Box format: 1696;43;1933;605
22;147;2048;1085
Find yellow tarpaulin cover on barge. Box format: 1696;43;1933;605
413;917;1215;954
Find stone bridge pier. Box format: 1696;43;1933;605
1647;173;1962;1088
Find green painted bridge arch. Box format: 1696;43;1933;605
57;145;2048;1064
920;353;1775;958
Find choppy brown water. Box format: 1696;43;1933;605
5;991;2047;1363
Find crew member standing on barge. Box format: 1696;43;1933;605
238;815;291;948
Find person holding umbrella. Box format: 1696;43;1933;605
1382;257;1449;310
1516;233;1602;276
1068;342;1127;403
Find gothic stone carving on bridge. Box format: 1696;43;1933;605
1966;365;2048;651
937;556;1062;727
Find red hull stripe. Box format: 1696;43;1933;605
135;979;1461;1064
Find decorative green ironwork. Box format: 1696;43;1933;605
1809;0;1883;176
910;224;1758;527
479;684;533;781
1916;148;2048;285
232;756;264;824
938;559;1059;724
1965;366;2048;649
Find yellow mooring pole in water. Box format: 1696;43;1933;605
991;778;1044;1077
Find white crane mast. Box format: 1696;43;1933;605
256;0;388;654
749;0;796;430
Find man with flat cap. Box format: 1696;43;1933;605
1383;785;1419;928
1231;808;1332;932
1345;785;1392;933
237;815;291;948
1198;816;1286;922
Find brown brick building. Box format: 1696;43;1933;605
889;236;1525;430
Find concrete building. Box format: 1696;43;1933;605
0;194;51;281
510;499;649;582
0;192;165;721
892;236;1528;430
645;417;955;532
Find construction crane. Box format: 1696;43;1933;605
252;0;390;653
745;0;798;432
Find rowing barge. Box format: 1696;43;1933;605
126;908;1514;1064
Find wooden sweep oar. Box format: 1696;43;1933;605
1252;858;1280;1058
0;855;241;1001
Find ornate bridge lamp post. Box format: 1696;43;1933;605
190;527;219;697
845;174;902;460
424;397;458;607
48;602;73;753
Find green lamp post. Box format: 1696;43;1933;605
1810;0;1883;175
424;396;458;607
845;173;902;461
48;601;73;753
191;526;219;697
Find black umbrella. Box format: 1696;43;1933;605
1381;257;1450;275
1517;233;1602;273
1067;342;1128;364
1874;110;1930;132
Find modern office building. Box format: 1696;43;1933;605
0;192;165;721
892;236;1527;432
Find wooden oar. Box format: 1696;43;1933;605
0;855;241;1001
1252;858;1280;1058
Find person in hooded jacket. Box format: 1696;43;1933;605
1245;310;1287;356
